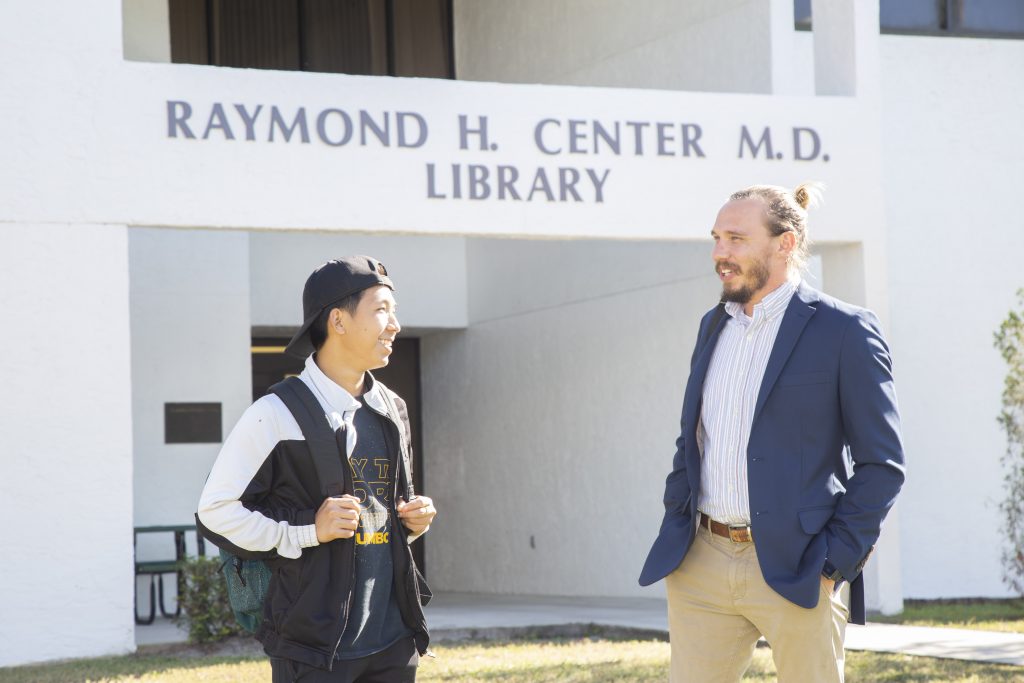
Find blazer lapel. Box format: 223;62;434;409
687;306;728;406
683;305;729;476
752;282;819;424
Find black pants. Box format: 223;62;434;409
271;637;418;683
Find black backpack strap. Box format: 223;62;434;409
376;382;416;503
271;376;345;498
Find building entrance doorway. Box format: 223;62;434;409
251;336;426;572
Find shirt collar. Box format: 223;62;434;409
724;277;799;323
301;354;388;416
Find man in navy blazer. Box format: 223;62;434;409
640;183;905;682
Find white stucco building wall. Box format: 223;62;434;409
880;35;1024;599
0;224;136;664
423;238;718;596
455;0;787;94
130;228;253;531
248;233;469;332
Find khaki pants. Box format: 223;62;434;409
666;525;849;683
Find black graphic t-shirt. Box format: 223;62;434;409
336;396;412;660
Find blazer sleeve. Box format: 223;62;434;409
825;309;907;579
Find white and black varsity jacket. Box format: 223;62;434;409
197;355;430;670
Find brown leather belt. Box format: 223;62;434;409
699;512;753;543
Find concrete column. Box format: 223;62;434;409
122;0;171;63
859;234;904;615
810;3;902;614
871;507;905;615
0;223;135;666
812;0;880;98
819;244;865;307
768;0;802;95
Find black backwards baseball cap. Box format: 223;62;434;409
284;256;394;358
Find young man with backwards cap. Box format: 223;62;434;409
198;256;436;682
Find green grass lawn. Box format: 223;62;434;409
874;599;1024;634
2;637;1023;683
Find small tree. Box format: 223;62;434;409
996;289;1024;593
175;556;244;644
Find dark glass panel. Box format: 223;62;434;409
390;0;453;78
300;0;388;75
794;0;812;29
958;0;1024;34
210;0;301;70
168;0;209;64
880;0;943;31
166;0;453;78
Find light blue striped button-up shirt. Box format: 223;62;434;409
697;278;798;525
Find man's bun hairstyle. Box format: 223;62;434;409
729;181;825;273
793;181;824;211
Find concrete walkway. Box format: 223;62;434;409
136;591;1024;666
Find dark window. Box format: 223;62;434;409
794;0;811;30
795;0;1024;37
168;0;210;63
300;0;388;73
959;0;1024;34
881;0;943;31
169;0;453;78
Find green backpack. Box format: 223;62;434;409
219;549;274;633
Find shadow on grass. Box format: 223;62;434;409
843;650;1024;683
421;661;668;683
0;653;264;683
3;634;1024;683
872;598;1024;633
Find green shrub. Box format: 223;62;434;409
996;289;1024;594
175;556;245;644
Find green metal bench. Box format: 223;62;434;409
134;524;206;625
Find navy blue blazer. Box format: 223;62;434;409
639;282;905;624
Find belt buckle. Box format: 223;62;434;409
728;525;752;543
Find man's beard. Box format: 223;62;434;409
719;255;771;305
